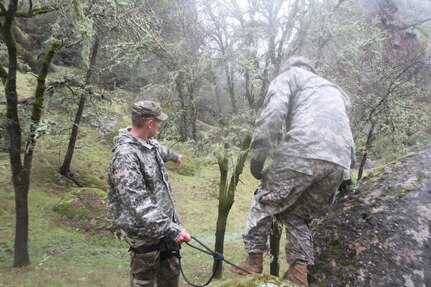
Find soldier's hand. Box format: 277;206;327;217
338;178;353;192
175;229;191;243
175;154;183;168
250;159;264;180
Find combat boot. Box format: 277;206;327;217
284;263;308;286
229;252;263;275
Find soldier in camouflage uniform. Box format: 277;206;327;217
230;57;355;286
107;100;191;287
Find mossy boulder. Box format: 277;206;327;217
309;145;431;286
214;274;296;287
76;174;106;190
54;188;113;231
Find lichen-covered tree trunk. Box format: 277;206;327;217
213;135;251;277
60;33;99;176
175;69;198;141
175;70;189;141
14;41;60;268
187;79;197;141
244;69;255;109
357;122;376;180
225;64;237;113
1;0;60;266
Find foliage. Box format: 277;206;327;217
300;0;431;178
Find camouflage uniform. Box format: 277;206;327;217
243;57;355;266
108;102;182;286
129;239;180;287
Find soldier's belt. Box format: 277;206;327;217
128;244;159;254
128;240;180;261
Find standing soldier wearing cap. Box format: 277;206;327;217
230;56;355;286
107;100;191;287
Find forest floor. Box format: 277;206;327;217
0;70;289;286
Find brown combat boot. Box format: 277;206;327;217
229;253;263;275
284;263;308;286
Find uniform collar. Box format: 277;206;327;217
126;127;155;150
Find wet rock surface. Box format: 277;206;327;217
309;145;431;286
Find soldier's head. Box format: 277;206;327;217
282;56;316;74
131;100;167;137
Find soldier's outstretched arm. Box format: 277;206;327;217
111;150;182;240
152;139;180;163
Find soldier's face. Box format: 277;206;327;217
148;118;161;137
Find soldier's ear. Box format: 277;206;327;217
146;118;155;128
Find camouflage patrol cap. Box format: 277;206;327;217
131;100;168;121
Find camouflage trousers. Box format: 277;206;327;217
129;240;180;287
243;157;344;265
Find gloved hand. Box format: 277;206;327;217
338;178;353;192
250;159;264;180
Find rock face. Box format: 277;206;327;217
309;146;431;286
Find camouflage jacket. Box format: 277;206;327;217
107;128;181;243
251;66;356;172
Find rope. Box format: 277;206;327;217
177;236;252;287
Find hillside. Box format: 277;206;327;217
0;70;290;286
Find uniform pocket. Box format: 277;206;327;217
130;250;160;281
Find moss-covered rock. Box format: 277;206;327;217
309;146;431;286
76;174;106;190
53;188;113;232
213;274;296;287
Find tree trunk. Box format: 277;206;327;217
13;174;30;267
213;201;233;277
244;69;255;109
269;216;283;276
14;40;60;267
1;0;59;266
213;135;251;277
187;79;197;141
225;64;237;113
59;33;99;176
213;149;229;277
358;122;376;181
175;70;188;141
215;83;222;117
258;56;270;107
1;0;26;267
